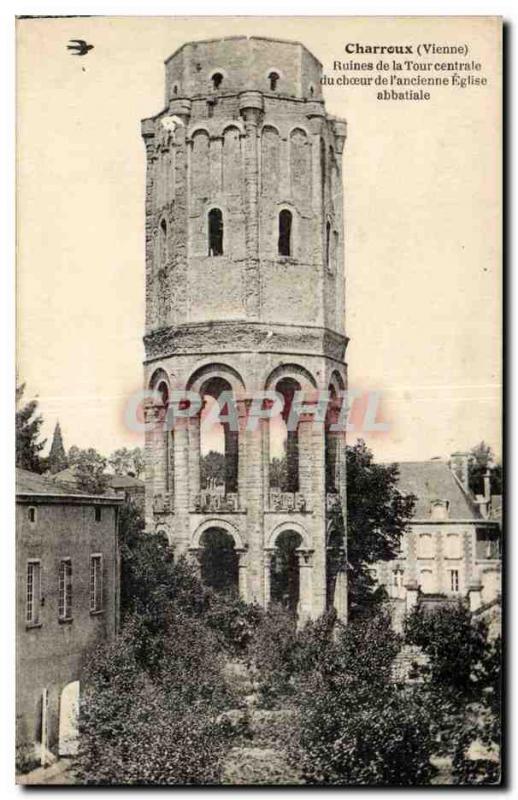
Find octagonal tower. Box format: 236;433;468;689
142;36;348;622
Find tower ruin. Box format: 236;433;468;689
141;36;348;621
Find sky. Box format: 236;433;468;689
16;16;502;463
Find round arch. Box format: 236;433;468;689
187;361;246;396
264;362;317;393
191;518;245;551
266;520;312;551
148;366;171;392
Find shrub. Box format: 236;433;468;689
291;614;436;785
76;606;236;784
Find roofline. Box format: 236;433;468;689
164;35;322;68
17;492;123;506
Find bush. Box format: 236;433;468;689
76;608;236;784
291;614;436;785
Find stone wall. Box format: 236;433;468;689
16;498;120;758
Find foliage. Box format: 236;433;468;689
404;601;491;701
269;455;288;490
16;383;46;473
404;602;501;783
248;606;337;707
47;421;68;474
468;441;502;496
76;615;235;785
68;447;108;493
292;614;436;785
200;450;226;487
341;440;416;615
108;446;144;478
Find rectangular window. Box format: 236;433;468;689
450;569;460;593
26;560;41;625
58;559;73;620
417;533;434;559
445;533;462;559
94;506;102;523
476;528;500;560
90;555;103;612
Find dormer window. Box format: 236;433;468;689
268;71;280;91
430;499;449;521
211;72;223;90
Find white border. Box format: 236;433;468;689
2;2;514;797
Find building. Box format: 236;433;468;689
374;457;501;625
52;467;145;511
141;36;348;621
16;468;122;768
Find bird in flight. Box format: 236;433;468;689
67;39;94;56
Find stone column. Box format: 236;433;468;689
333;548;348;622
188;412;201;507
174;418;190;549
468;580;483;612
239;92;263;319
236;548;249;603
297;549;314;626
263;548;275;609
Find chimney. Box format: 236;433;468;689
450;451;470;493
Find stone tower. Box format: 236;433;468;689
141;36;348;621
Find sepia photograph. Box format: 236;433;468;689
13;12;502;787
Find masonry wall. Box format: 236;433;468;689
142;36;348;622
16;499;119;758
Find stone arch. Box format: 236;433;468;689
191;518;244;550
187;362;246;396
289;127;311;203
148;367;171;401
190;129;210;197
266;520;312;551
264;362;317;392
329;369;346;394
222;125;242;195
208;69;227;90
58;680;80;756
261;125;280;196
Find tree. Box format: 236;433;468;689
16;383;46;473
72;447;108;494
405;602;501;784
468;441;502;496
293;615;436;785
341;440;416;615
108;447;134;476
131;447;145;479
107;446;144;478
47;421;68;474
200;450;225;487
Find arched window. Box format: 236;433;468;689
208;208;223;256
268;71;280;91
211;72;223;89
160;218;168;263
278;210;292;257
309;84;314;97
325;220;331;268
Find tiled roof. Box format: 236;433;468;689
16;468;121;503
395;460;481;520
16;468;84;496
